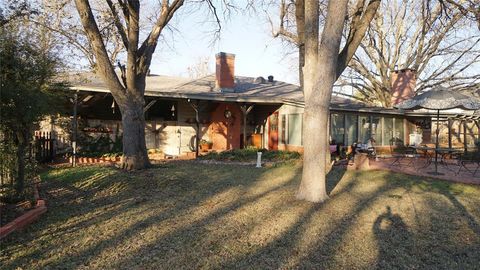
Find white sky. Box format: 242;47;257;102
148;3;299;84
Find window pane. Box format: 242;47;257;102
288;114;302;146
281;114;286;144
394;117;405;144
371;116;382;145
383;117;394;146
330;113;344;145
359;115;371;143
345;114;357;146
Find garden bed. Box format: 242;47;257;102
69;156;121;164
0;201;35;227
0;181;47;239
199;148;301;163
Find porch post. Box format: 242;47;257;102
463;120;467;152
188;99;200;158
240;104;254;149
447;118;452;149
72;92;78;167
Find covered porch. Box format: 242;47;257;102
68;90;282;158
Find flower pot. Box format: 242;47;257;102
200;144;211;152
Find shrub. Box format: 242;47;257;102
200;148;301;162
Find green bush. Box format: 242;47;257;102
200;148;301;162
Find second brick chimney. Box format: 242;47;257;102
215;52;235;91
391;68;416;106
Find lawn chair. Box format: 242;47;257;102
455;150;480;176
389;139;418;168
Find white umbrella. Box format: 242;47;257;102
395;87;480;175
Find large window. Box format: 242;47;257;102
371;116;382;145
383;117;394;145
394;117;405;144
288;114;303;146
359;116;371;143
345;114;357;145
330;113;345;145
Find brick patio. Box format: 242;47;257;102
349;157;480;185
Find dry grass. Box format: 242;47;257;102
1;161;479;269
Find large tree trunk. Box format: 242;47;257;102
119;102;150;170
297;0;348;203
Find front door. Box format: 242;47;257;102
268;112;279;150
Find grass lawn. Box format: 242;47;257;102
1;161;479;269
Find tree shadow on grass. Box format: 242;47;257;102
1;162;303;269
326;165;347;195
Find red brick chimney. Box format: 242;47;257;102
390;68;416;106
215;52;235;89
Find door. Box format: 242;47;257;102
268;112;279;150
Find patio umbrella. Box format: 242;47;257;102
395;87;480;175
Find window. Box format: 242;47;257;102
371;116;382;145
345;114;357;145
383;117;394;145
359;115;371;143
330;113;345;145
288;114;303;146
394;117;405;144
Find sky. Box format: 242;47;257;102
148;3;299;85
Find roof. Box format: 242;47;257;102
68;71;477;116
66;72;190;93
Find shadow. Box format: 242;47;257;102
3;164;480;269
1;162;303;269
326;165;347;195
373;206;414;269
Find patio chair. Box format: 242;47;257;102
455;150;480;176
389;139;418;168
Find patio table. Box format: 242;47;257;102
411;146;464;171
410;146;434;168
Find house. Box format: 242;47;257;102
43;52;480;157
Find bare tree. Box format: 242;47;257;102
70;0;187;169
437;0;480;30
265;0;380;202
340;0;480;107
187;56;211;79
268;0;380;87
297;0;352;202
71;0;234;170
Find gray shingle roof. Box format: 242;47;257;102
67;71;409;115
69;72;303;104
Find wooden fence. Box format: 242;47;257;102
33;131;55;163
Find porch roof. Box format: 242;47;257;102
66;71;476;117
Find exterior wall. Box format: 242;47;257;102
207;103;242;150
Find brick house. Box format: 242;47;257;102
44;52;480;157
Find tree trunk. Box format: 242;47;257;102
15;130;28;197
297;104;330;202
297;0;348;203
295;0;305;88
119;102;150;170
